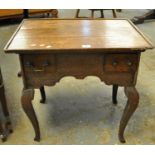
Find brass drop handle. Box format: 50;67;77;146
112;60;118;66
33;68;44;72
127;60;132;66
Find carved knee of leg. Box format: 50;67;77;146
21;89;34;107
128;89;139;108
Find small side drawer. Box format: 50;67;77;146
23;54;56;74
104;54;139;73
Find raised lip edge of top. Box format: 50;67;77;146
4;18;154;53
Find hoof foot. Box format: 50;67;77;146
119;135;126;143
40;99;46;104
34;137;40;142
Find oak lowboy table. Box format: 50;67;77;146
4;19;153;143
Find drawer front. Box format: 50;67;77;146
21;53;139;88
104;54;139;73
23;54;56;74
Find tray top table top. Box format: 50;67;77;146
4;18;153;53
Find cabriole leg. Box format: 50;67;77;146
119;86;139;143
21;89;40;141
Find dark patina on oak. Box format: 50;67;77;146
4;18;153;143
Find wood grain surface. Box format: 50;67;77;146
5;19;153;53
